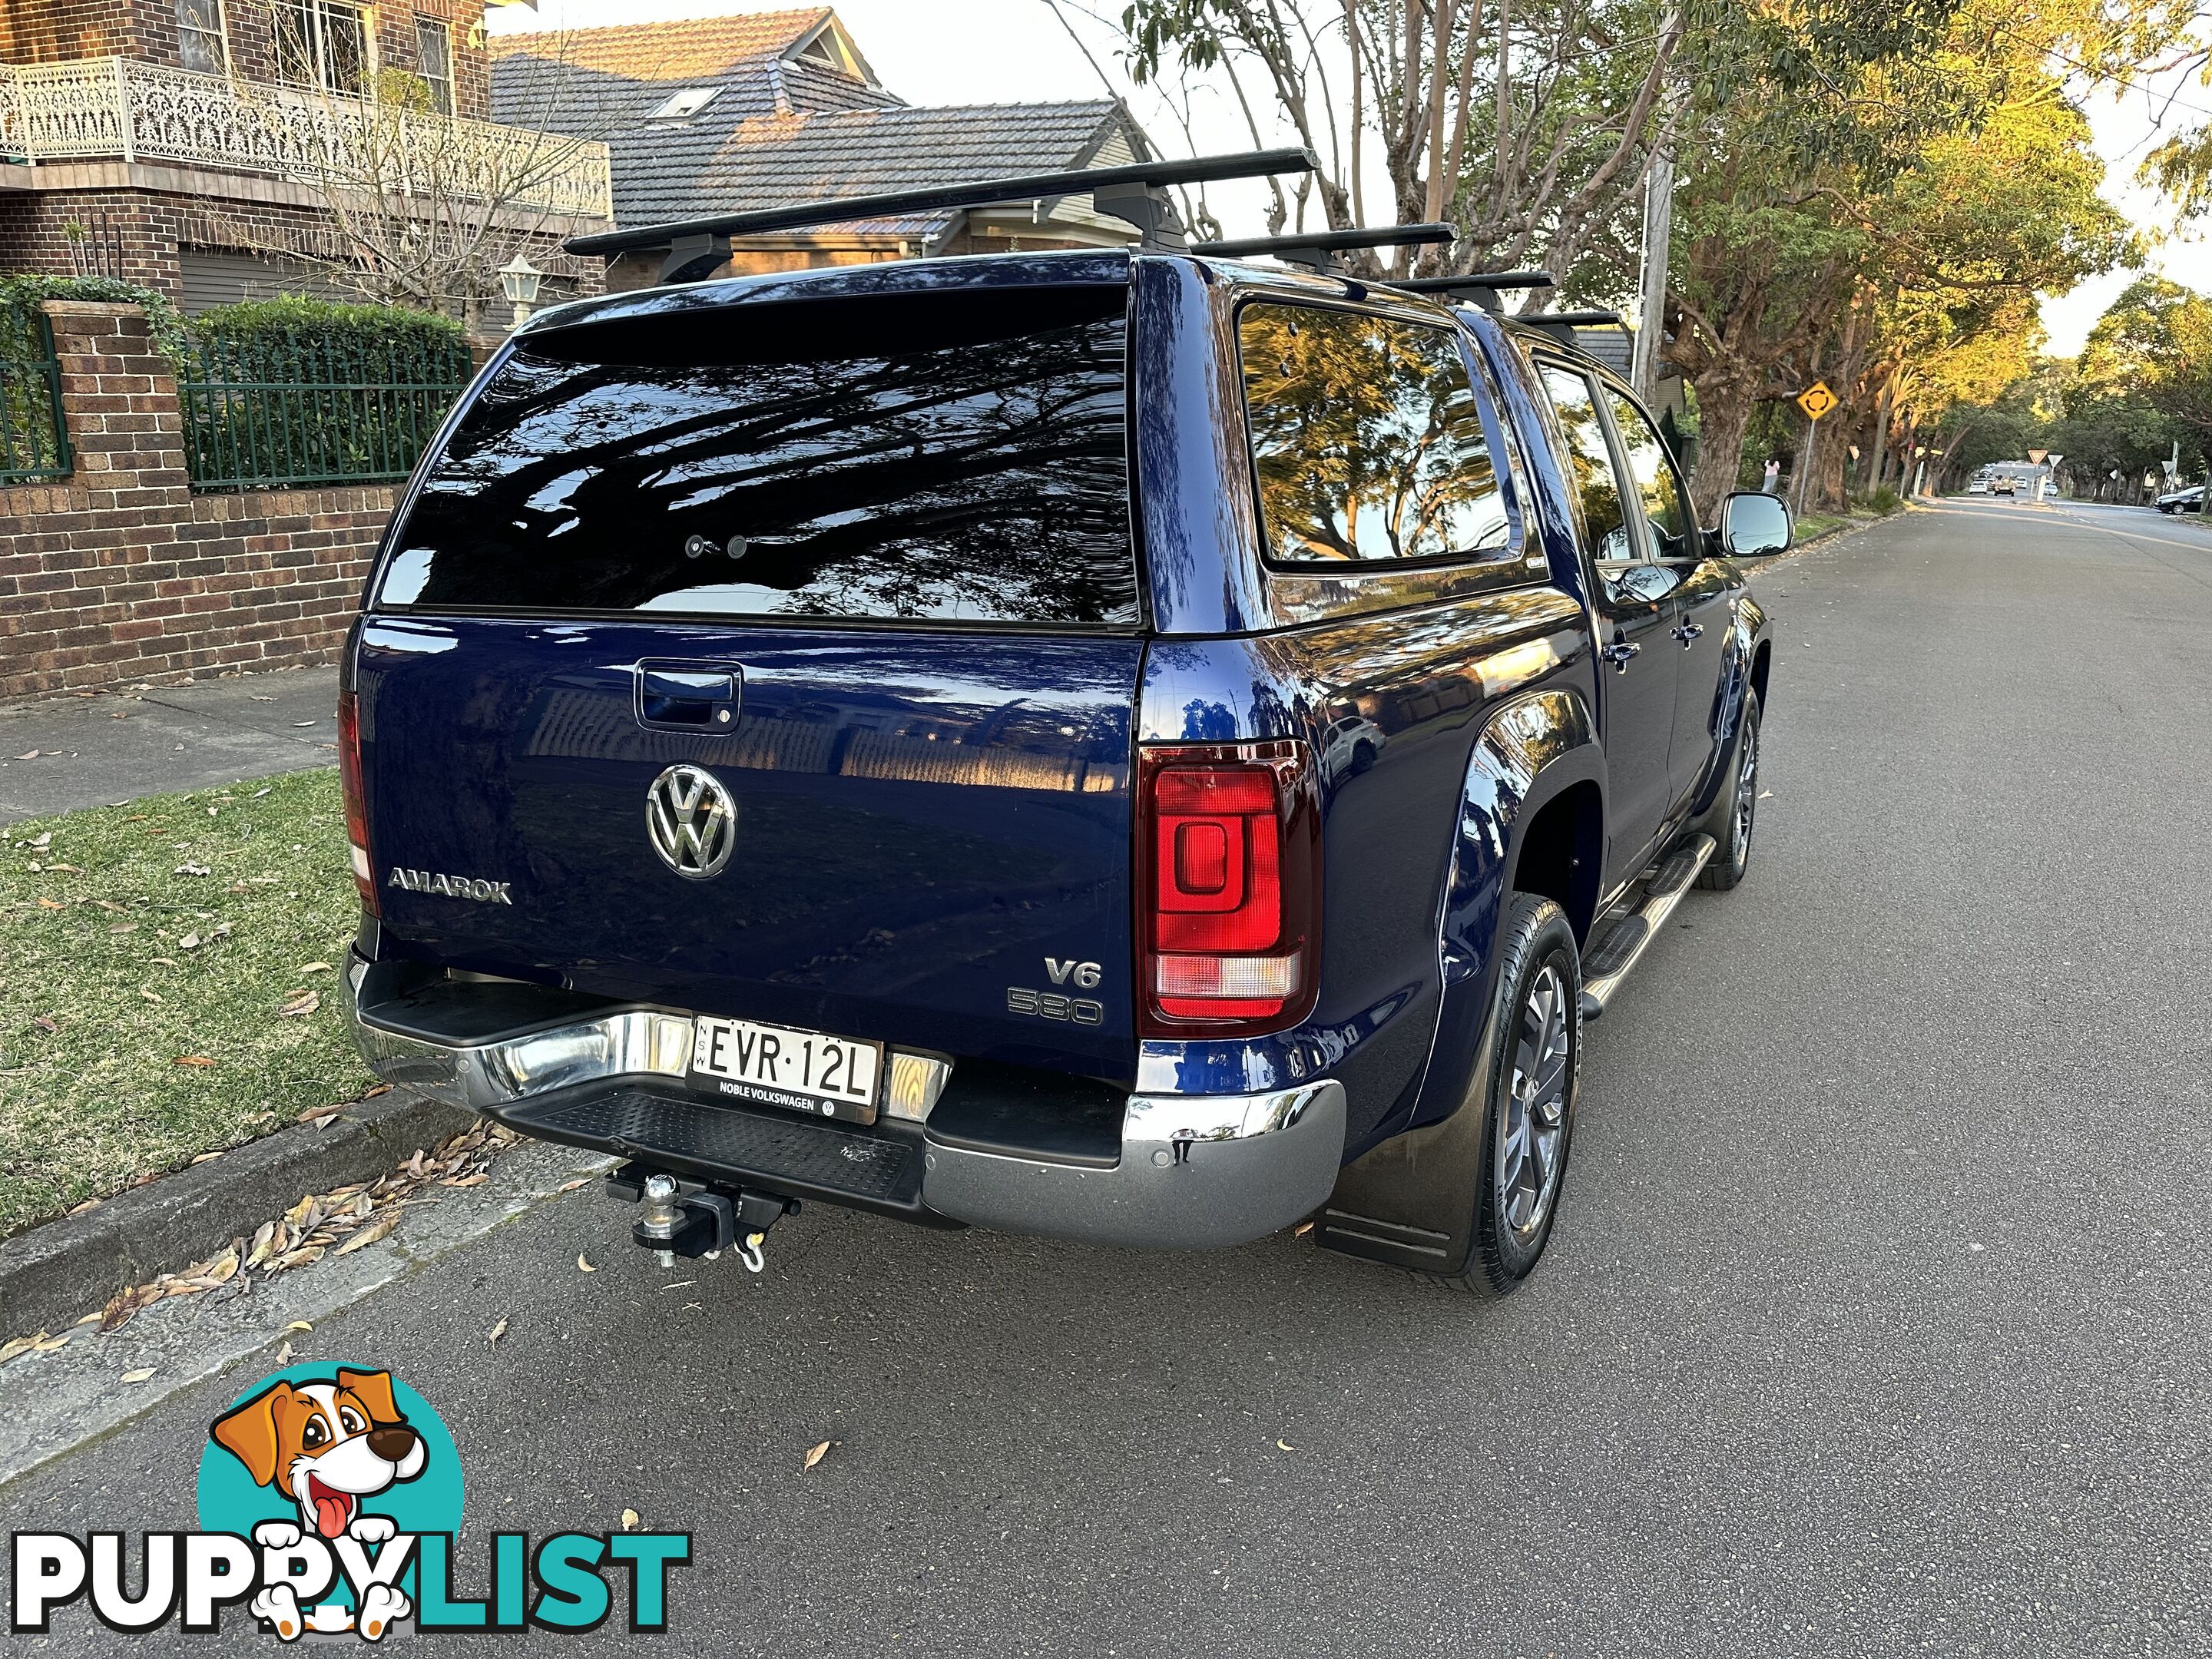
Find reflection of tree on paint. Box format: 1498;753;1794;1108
1239;305;1515;565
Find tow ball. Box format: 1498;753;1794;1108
608;1164;798;1272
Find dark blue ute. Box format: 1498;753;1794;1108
341;247;1776;1294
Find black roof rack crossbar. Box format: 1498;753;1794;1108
1522;310;1627;328
565;147;1321;283
1190;222;1455;275
1382;270;1556;313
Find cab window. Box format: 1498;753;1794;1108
1604;389;1699;561
1238;303;1521;566
1537;365;1635;565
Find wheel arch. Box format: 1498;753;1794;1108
1313;685;1602;1277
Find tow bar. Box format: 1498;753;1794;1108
608;1164;798;1272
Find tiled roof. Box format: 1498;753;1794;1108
493;9;835;81
492;12;1147;241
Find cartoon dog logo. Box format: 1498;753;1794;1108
210;1368;425;1640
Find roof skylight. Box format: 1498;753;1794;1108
647;86;723;121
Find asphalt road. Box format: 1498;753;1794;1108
5;500;2210;1656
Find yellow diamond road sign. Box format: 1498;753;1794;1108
1797;382;1838;422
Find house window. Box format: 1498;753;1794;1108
414;15;453;114
177;0;228;74
274;0;371;94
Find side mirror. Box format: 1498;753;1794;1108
1717;490;1793;558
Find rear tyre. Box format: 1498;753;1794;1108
1697;689;1761;892
1429;893;1581;1298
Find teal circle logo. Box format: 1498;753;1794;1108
196;1364;461;1637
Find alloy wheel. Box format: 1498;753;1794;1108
1497;962;1571;1242
1731;717;1760;868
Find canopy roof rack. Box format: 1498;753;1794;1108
1382;270;1556;313
1190;222;1455;276
565;147;1321;285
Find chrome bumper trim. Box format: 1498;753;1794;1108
344;959;951;1121
921;1080;1347;1250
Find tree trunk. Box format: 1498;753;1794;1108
1688;369;1760;521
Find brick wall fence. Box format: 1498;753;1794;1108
0;299;393;700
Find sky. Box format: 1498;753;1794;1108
490;0;2211;356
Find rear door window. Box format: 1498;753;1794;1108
1237;303;1522;566
376;285;1138;627
1537;365;1637;566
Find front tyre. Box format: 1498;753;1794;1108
1431;893;1581;1297
1697;688;1761;891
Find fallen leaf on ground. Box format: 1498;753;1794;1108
284;1320;313;1333
178;933;201;950
558;1178;589;1193
486;1319;508;1346
298;962;332;974
150;956;177;966
277;991;320;1018
1277;1439;1296;1452
1292;1220;1315;1237
439;1171;487;1187
31;1332;68;1354
274;1340;293;1366
46;863;81;874
35;897;64;910
32;1016;58;1033
190;1151;221;1164
335;1212;400;1254
174;1055;215;1067
803;1440;834;1472
0;1334;38;1363
14;750;37;760
112;923;139;934
577;1254;596;1273
121;1368;155;1384
138;988;161;1004
621;1509;639;1532
174;863;210;878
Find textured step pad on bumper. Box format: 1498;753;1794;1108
510;1088;920;1206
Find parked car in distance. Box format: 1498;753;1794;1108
1966;478;1990;495
2156;485;2204;514
342;224;1777;1300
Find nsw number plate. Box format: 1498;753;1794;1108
690;1015;882;1124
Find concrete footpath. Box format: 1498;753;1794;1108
0;665;341;825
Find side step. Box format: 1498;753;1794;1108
1579;833;1714;1021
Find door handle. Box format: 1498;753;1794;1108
637;665;740;729
1601;641;1641;673
1671;623;1704;646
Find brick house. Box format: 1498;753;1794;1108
491;7;1153;291
0;0;611;312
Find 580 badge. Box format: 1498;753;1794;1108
1006;958;1104;1026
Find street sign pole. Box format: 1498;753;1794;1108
1793;382;1836;516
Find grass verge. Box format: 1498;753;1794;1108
0;768;373;1239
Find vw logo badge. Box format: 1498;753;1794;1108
644;763;737;879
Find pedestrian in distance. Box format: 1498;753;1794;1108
1762;457;1781;495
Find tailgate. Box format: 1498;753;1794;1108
357;618;1141;1079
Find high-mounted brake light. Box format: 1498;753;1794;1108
1138;741;1320;1037
337;689;378;916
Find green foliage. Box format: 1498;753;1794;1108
180;298;472;488
187;296;470;381
0;273;189;364
1852;485;1904;515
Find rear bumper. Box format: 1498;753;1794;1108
346;959;1345;1250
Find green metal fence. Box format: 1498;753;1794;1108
0;309;72;485
180;333;472;491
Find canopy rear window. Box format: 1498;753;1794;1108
376;284;1139;628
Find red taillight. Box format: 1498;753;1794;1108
1138;741;1320;1036
337;688;378;916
